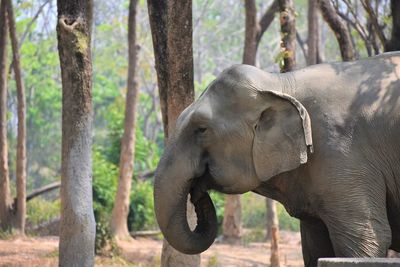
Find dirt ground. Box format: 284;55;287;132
0;231;303;267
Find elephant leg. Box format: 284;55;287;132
300;218;335;267
322;193;392;257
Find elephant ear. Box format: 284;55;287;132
252;90;313;181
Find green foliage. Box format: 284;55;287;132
95;217;119;256
206;253;221;267
242;228;266;244
128;180;157;231
194;73;216;96
277;203;300;232
209;191;225;234
92;148;118;218
242;192;299;231
0;228;15;240
26;198;60;226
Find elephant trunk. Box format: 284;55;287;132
154;148;217;254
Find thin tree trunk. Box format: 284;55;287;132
307;0;318;65
222;194;242;243
243;0;257;66
57;1;95;266
279;0;296;72
385;0;400;51
0;0;12;231
147;1;199;266
243;0;279;65
111;0;139;240
269;1;297;266
319;0;355;61
229;0;279;244
6;0;27;234
265;198;279;240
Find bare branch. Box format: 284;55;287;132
319;0;355;61
296;32;308;62
25;181;61;202
256;0;279;44
361;0;387;47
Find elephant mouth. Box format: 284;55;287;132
190;165;222;203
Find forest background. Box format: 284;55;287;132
1;0;396;260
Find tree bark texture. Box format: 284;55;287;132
318;0;355;61
56;1;95;266
0;0;12;231
242;0;279;65
265;198;279;240
270;222;280;267
307;0;319;65
222;194;242;243
147;1;199;266
111;0;139;240
6;0;27;234
243;0;258;65
385;0;400;51
148;0;194;140
279;0;296;72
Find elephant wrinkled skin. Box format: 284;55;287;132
153;52;400;267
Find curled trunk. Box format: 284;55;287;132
154;147;217;255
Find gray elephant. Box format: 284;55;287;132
154;52;400;267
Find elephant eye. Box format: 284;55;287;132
196;127;207;134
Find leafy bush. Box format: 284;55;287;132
128;180;157;231
242;192;299;231
92;148;118;219
209;191;225;234
95;217;119;256
26;197;60;226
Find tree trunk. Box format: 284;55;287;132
307;0;319;65
318;0;355;61
243;0;257;66
111;0;139;241
222;194;242;243
279;0;296;72
6;0;27;235
242;0;279;65
0;0;12;231
147;0;199;266
241;0;281;250
57;1;95;266
385;0;400;51
265;198;279;240
228;0;279;243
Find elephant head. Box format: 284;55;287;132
154;64;313;254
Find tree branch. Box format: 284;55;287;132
256;0;279;44
319;0;355;61
296;32;308;62
361;0;387;47
25;181;61;202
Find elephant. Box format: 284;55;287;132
153;52;400;267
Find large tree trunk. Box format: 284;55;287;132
0;0;12;231
6;0;27;234
111;0;139;241
147;0;199;266
318;0;355;61
307;0;319;65
57;1;95;266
